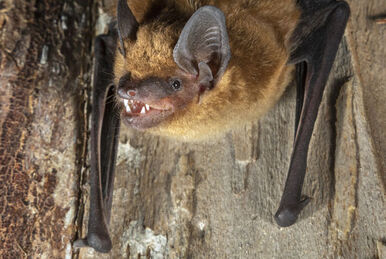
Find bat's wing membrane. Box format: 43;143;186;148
74;28;120;252
275;1;350;227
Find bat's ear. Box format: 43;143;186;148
173;6;231;87
117;0;139;55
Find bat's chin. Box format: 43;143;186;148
120;99;174;129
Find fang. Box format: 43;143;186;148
124;100;131;113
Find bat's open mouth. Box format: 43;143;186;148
123;99;155;114
120;98;174;129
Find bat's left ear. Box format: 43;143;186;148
117;0;139;56
173;6;231;87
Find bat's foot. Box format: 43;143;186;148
73;232;112;253
274;196;310;227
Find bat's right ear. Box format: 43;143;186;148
173;6;231;87
117;0;139;55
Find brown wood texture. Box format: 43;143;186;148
0;0;385;258
0;0;94;258
345;0;386;189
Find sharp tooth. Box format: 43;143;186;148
140;106;146;114
124;99;131;113
145;104;150;110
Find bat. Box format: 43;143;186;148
74;0;350;253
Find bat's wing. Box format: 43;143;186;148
74;27;120;252
275;0;350;227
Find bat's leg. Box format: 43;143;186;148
74;28;120;252
274;1;350;227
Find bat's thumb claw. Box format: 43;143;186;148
274;196;310;227
87;232;113;253
73;238;89;248
72;233;112;253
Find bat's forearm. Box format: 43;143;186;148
275;0;350;227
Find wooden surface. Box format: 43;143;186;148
345;0;386;189
0;0;384;258
0;1;93;258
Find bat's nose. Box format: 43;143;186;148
117;73;138;99
117;87;136;99
128;90;136;97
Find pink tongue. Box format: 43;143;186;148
131;101;144;113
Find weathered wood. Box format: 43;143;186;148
0;0;93;258
345;0;386;189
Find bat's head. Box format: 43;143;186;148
114;0;232;139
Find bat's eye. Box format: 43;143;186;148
170;79;182;91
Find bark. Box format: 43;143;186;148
345;0;386;189
0;0;384;259
0;0;93;258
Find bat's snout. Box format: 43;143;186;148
117;86;136;99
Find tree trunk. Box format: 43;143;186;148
0;1;384;259
0;0;93;258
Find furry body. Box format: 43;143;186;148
114;0;300;141
79;2;349;251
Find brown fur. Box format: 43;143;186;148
114;0;300;141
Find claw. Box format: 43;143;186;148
274;196;310;227
87;232;113;253
73;238;89;248
74;233;112;253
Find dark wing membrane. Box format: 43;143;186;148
74;29;120;253
275;0;350;227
